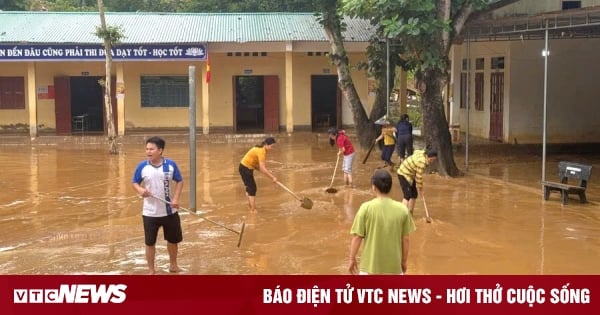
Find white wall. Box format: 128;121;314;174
510;38;600;143
493;0;600;17
451;37;600;144
450;41;511;140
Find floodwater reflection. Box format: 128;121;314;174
0;138;598;275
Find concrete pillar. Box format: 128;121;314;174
202;60;210;134
116;62;125;136
285;42;294;133
27;62;37;138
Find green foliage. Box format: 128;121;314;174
94;24;125;45
11;0;319;13
24;0;96;11
0;0;28;10
342;0;496;74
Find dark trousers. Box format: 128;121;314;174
381;145;394;164
396;134;413;158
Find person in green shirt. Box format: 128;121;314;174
349;169;416;275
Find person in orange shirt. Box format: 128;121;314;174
239;137;278;213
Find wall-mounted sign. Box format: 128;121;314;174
323;68;330;74
243;69;253;75
0;44;207;61
37;85;55;99
81;71;90;76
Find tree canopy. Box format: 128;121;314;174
1;0;319;12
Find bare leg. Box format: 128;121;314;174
248;195;257;213
167;242;181;273
408;198;416;215
145;245;156;275
347;174;354;187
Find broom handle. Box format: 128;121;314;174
151;195;241;234
276;181;301;201
328;154;340;188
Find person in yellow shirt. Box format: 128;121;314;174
239;137;278;213
375;120;396;169
396;148;437;214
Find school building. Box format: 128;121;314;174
450;0;600;144
0;11;384;137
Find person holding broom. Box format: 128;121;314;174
239;137;278;213
132;136;184;275
375;119;396;169
396;148;437;215
328;127;356;188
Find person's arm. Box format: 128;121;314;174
375;130;383;142
337;138;346;155
132;182;150;197
258;161;277;182
415;156;426;192
401;235;409;273
171;179;184;209
348;234;363;275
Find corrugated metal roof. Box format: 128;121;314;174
0;11;373;44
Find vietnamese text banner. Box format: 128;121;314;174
0;275;596;315
0;44;207;61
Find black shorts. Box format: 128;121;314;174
397;174;418;200
239;164;257;196
143;212;183;246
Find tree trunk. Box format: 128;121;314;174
320;3;387;148
98;0;118;154
419;69;461;177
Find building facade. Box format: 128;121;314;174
449;0;600;144
0;12;377;137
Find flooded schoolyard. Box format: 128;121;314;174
0;133;598;275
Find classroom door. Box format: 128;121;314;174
54;76;72;134
489;72;504;142
263;75;279;133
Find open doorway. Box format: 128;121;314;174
311;75;339;131
235;76;264;132
54;76;117;135
70;76;104;132
233;75;279;133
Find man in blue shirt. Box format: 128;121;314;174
132;136;184;275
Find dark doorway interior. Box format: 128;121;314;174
70;76;104;132
311;75;338;131
235;76;264;132
562;1;581;10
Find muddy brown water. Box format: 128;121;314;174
0;136;598;275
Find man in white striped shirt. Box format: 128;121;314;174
132;136;184;275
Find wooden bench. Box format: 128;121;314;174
541;161;592;205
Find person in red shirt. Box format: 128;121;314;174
328;128;356;188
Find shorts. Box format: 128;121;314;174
143;212;183;246
398;174;418;200
239;164;257;196
342;152;356;174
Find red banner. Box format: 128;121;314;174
1;275;595;315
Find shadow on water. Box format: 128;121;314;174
0;137;599;274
